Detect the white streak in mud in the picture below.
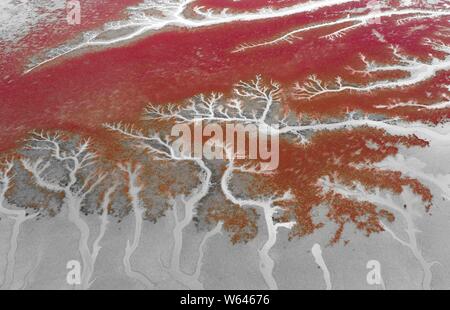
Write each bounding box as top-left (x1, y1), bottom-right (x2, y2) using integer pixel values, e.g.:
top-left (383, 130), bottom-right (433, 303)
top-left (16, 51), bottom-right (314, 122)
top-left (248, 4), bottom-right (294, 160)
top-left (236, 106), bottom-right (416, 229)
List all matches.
top-left (90, 183), bottom-right (117, 284)
top-left (120, 163), bottom-right (155, 289)
top-left (258, 199), bottom-right (295, 291)
top-left (234, 9), bottom-right (450, 52)
top-left (375, 96), bottom-right (450, 111)
top-left (166, 159), bottom-right (213, 290)
top-left (25, 0), bottom-right (357, 73)
top-left (192, 222), bottom-right (223, 282)
top-left (295, 43), bottom-right (450, 100)
top-left (0, 161), bottom-right (38, 289)
top-left (258, 204), bottom-right (279, 290)
top-left (66, 195), bottom-right (97, 290)
top-left (278, 116), bottom-right (450, 144)
top-left (311, 243), bottom-right (332, 290)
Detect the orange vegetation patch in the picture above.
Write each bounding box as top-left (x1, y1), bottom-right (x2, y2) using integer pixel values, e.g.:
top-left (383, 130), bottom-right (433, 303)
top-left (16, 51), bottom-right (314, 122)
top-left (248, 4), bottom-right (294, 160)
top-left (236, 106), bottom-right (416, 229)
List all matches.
top-left (206, 197), bottom-right (259, 244)
top-left (193, 0), bottom-right (307, 11)
top-left (249, 127), bottom-right (433, 244)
